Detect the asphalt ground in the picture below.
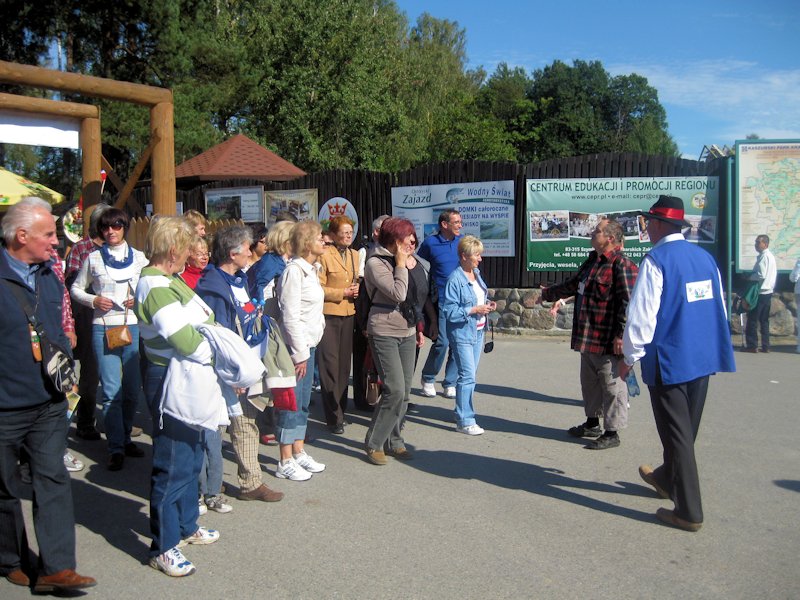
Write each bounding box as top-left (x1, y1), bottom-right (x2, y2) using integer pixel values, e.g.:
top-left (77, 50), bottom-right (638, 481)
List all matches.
top-left (5, 336), bottom-right (799, 599)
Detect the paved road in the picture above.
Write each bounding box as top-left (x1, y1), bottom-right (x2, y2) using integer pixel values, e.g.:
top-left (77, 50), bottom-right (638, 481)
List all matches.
top-left (6, 336), bottom-right (800, 599)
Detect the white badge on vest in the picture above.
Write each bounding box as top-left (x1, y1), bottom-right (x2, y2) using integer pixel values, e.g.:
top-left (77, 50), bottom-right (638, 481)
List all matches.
top-left (685, 279), bottom-right (713, 302)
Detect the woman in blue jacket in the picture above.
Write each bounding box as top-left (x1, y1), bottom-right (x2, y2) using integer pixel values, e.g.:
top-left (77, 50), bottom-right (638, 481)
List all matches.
top-left (441, 236), bottom-right (495, 435)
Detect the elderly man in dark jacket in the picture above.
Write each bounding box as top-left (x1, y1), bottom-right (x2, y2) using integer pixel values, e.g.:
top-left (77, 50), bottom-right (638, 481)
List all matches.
top-left (0, 197), bottom-right (96, 592)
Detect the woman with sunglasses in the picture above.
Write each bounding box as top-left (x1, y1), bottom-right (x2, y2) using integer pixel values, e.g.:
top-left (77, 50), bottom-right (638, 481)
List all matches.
top-left (317, 216), bottom-right (360, 433)
top-left (71, 208), bottom-right (148, 470)
top-left (245, 224), bottom-right (268, 272)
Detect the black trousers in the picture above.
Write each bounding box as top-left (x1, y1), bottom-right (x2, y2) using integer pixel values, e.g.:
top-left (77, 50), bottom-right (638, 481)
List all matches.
top-left (318, 315), bottom-right (354, 427)
top-left (73, 302), bottom-right (99, 431)
top-left (351, 325), bottom-right (370, 409)
top-left (648, 370), bottom-right (709, 524)
top-left (745, 293), bottom-right (771, 350)
top-left (0, 399), bottom-right (76, 575)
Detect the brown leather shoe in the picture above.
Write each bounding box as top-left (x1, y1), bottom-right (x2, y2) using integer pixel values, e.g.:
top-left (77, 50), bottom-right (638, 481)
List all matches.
top-left (656, 507), bottom-right (702, 532)
top-left (5, 569), bottom-right (29, 586)
top-left (33, 569), bottom-right (97, 593)
top-left (366, 448), bottom-right (387, 465)
top-left (386, 447), bottom-right (413, 461)
top-left (639, 464), bottom-right (669, 499)
top-left (130, 426), bottom-right (143, 437)
top-left (239, 483), bottom-right (284, 502)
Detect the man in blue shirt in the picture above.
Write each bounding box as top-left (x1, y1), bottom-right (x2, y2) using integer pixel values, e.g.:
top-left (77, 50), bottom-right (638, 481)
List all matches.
top-left (418, 209), bottom-right (463, 397)
top-left (0, 198), bottom-right (96, 591)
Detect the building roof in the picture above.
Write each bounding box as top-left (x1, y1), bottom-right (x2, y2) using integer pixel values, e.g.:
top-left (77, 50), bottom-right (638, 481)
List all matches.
top-left (175, 134), bottom-right (306, 183)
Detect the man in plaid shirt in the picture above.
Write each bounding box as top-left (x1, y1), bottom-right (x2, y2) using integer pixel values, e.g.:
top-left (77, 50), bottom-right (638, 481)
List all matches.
top-left (64, 203), bottom-right (109, 441)
top-left (539, 218), bottom-right (638, 449)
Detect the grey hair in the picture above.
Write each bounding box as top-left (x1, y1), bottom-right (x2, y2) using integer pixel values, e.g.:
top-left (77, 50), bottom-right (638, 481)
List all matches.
top-left (372, 215), bottom-right (389, 232)
top-left (210, 225), bottom-right (253, 266)
top-left (87, 203), bottom-right (111, 238)
top-left (2, 197), bottom-right (52, 244)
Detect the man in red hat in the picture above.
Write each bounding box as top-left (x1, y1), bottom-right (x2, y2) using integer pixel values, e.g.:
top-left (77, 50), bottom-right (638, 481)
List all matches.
top-left (620, 195), bottom-right (735, 532)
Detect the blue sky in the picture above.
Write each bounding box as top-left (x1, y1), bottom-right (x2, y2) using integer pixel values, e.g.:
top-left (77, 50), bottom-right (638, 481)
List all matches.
top-left (396, 0), bottom-right (800, 159)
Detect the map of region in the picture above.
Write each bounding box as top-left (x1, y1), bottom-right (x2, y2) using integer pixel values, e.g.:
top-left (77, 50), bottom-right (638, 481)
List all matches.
top-left (737, 141), bottom-right (800, 271)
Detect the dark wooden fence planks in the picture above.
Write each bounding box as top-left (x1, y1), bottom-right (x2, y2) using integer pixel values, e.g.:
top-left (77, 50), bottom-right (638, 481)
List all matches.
top-left (130, 153), bottom-right (724, 289)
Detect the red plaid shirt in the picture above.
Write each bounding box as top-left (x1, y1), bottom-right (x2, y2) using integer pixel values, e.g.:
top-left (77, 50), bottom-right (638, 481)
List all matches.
top-left (543, 249), bottom-right (638, 355)
top-left (49, 247), bottom-right (75, 334)
top-left (65, 237), bottom-right (100, 283)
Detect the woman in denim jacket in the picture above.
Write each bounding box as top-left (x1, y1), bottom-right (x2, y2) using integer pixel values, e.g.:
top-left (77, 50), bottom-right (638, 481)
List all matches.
top-left (441, 236), bottom-right (495, 435)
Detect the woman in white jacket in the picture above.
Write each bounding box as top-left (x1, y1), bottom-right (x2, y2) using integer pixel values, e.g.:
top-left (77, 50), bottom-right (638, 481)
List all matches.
top-left (71, 208), bottom-right (148, 471)
top-left (275, 221), bottom-right (327, 481)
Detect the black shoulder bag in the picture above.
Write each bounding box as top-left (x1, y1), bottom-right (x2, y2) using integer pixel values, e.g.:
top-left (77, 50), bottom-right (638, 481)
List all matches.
top-left (2, 279), bottom-right (78, 393)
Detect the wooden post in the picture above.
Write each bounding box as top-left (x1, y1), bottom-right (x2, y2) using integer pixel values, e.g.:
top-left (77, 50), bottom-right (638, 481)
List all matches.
top-left (150, 101), bottom-right (175, 215)
top-left (80, 117), bottom-right (102, 217)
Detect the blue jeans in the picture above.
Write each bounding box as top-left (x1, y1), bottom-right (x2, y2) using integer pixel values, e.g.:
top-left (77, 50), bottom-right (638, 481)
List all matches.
top-left (144, 362), bottom-right (204, 556)
top-left (199, 427), bottom-right (223, 498)
top-left (276, 347), bottom-right (315, 445)
top-left (92, 324), bottom-right (144, 454)
top-left (451, 331), bottom-right (484, 427)
top-left (421, 312), bottom-right (458, 386)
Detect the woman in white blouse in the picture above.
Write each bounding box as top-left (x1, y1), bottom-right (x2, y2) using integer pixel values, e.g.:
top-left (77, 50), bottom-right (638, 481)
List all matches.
top-left (71, 208), bottom-right (148, 471)
top-left (275, 221), bottom-right (327, 481)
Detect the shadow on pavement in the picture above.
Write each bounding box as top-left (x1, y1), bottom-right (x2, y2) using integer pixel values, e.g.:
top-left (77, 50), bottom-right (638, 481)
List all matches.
top-left (406, 449), bottom-right (656, 524)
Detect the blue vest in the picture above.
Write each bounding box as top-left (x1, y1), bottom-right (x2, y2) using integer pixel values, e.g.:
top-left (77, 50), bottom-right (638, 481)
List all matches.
top-left (641, 240), bottom-right (735, 386)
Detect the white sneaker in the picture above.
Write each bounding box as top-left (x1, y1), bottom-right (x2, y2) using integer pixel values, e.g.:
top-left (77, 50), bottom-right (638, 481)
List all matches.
top-left (198, 497), bottom-right (207, 516)
top-left (150, 547), bottom-right (195, 577)
top-left (456, 424), bottom-right (485, 436)
top-left (444, 386), bottom-right (456, 399)
top-left (293, 451), bottom-right (325, 473)
top-left (178, 526), bottom-right (219, 548)
top-left (421, 381), bottom-right (437, 397)
top-left (276, 458), bottom-right (312, 481)
top-left (204, 495), bottom-right (233, 514)
top-left (64, 452), bottom-right (84, 472)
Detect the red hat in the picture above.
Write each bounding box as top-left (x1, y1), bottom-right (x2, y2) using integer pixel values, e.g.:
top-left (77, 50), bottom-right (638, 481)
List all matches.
top-left (640, 195), bottom-right (691, 227)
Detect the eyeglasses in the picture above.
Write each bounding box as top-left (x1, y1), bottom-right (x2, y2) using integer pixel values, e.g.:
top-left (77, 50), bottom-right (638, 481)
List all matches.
top-left (257, 239), bottom-right (267, 245)
top-left (101, 220), bottom-right (126, 231)
top-left (193, 252), bottom-right (210, 258)
top-left (323, 241), bottom-right (335, 246)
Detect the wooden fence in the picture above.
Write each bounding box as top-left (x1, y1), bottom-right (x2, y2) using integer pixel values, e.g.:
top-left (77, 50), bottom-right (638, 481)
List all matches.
top-left (130, 153), bottom-right (725, 289)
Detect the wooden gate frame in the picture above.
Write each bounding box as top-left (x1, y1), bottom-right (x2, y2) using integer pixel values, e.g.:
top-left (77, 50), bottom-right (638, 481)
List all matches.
top-left (0, 60), bottom-right (176, 216)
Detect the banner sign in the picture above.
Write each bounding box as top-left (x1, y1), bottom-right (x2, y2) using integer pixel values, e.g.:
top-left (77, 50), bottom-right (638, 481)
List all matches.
top-left (205, 186), bottom-right (264, 222)
top-left (390, 180), bottom-right (515, 257)
top-left (525, 176), bottom-right (720, 271)
top-left (735, 140), bottom-right (800, 272)
top-left (265, 188), bottom-right (317, 225)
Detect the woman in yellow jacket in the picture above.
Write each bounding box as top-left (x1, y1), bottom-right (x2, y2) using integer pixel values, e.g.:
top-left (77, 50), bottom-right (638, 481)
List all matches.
top-left (318, 216), bottom-right (360, 433)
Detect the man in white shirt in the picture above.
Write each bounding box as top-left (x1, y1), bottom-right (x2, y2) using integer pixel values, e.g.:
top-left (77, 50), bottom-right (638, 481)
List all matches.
top-left (744, 234), bottom-right (777, 353)
top-left (620, 195), bottom-right (735, 532)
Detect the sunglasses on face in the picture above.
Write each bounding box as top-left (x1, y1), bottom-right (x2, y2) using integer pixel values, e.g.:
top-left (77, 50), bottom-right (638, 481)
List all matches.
top-left (101, 220), bottom-right (126, 231)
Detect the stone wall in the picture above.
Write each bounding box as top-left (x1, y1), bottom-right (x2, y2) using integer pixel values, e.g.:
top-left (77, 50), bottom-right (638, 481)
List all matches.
top-left (487, 288), bottom-right (799, 338)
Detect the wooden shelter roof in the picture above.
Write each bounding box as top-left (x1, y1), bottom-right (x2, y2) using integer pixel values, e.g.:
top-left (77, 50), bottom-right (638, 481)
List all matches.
top-left (175, 134), bottom-right (305, 183)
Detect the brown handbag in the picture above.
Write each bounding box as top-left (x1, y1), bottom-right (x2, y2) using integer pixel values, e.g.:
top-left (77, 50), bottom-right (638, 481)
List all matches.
top-left (104, 302), bottom-right (132, 349)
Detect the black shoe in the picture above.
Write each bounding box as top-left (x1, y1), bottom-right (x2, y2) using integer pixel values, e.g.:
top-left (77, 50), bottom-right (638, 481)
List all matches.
top-left (76, 427), bottom-right (102, 441)
top-left (330, 424), bottom-right (345, 434)
top-left (108, 453), bottom-right (124, 471)
top-left (124, 442), bottom-right (145, 457)
top-left (586, 433), bottom-right (620, 449)
top-left (568, 423), bottom-right (602, 438)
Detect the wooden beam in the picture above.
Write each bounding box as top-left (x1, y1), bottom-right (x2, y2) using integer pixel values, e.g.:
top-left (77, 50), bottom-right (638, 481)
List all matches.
top-left (150, 101), bottom-right (176, 215)
top-left (100, 155), bottom-right (126, 193)
top-left (114, 133), bottom-right (159, 211)
top-left (0, 92), bottom-right (99, 119)
top-left (80, 117), bottom-right (102, 216)
top-left (0, 60), bottom-right (171, 107)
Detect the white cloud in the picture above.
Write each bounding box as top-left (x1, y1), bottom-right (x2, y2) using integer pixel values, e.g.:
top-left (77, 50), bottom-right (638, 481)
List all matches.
top-left (608, 59), bottom-right (800, 138)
